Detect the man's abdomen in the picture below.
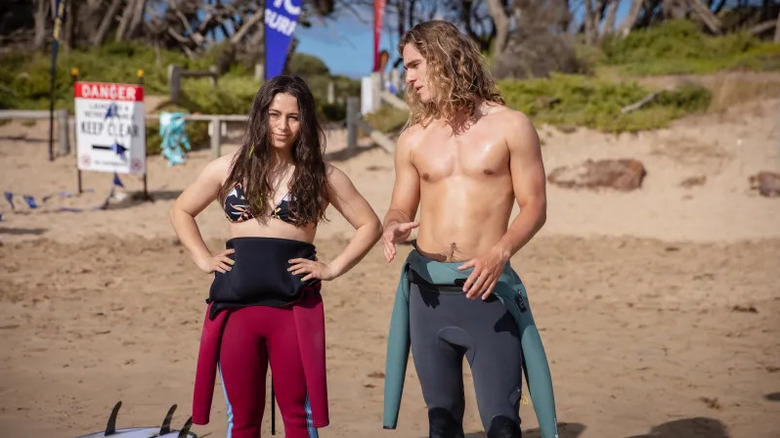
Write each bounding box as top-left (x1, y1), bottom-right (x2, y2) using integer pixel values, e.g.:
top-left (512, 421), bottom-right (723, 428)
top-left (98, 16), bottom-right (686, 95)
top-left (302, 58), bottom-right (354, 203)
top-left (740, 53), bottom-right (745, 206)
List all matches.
top-left (416, 183), bottom-right (513, 262)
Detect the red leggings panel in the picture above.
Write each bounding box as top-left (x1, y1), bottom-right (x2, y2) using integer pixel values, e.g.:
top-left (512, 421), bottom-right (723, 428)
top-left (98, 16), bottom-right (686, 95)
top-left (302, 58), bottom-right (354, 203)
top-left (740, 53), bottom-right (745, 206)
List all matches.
top-left (219, 298), bottom-right (320, 438)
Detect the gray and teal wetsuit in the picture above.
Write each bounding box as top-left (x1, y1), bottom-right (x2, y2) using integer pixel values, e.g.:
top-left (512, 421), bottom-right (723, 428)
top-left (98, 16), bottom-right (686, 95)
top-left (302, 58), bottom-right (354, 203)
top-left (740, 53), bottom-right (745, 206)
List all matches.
top-left (383, 248), bottom-right (558, 438)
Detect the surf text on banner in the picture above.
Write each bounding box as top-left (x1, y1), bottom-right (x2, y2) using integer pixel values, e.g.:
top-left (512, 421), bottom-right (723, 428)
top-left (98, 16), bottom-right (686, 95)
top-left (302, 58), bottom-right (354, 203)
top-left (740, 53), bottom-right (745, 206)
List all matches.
top-left (265, 0), bottom-right (303, 80)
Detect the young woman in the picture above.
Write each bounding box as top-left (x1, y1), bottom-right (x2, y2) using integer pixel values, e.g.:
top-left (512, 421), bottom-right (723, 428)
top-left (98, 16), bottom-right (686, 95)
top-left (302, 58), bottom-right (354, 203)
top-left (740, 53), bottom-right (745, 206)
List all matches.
top-left (170, 75), bottom-right (382, 438)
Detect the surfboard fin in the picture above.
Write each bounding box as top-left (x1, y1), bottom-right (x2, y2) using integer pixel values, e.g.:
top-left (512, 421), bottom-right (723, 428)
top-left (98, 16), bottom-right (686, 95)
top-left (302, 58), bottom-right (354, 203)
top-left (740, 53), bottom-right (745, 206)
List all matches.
top-left (105, 401), bottom-right (122, 436)
top-left (177, 416), bottom-right (194, 438)
top-left (159, 404), bottom-right (178, 435)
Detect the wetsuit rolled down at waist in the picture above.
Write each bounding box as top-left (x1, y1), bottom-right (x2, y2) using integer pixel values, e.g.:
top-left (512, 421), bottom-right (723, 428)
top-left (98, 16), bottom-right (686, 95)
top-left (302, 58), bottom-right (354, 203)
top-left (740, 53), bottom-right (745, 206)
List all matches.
top-left (192, 237), bottom-right (329, 430)
top-left (383, 249), bottom-right (558, 438)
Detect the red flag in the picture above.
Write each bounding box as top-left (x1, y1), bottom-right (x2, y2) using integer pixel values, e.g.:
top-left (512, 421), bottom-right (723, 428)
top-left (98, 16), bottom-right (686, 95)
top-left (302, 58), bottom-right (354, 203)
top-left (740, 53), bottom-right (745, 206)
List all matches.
top-left (373, 0), bottom-right (387, 72)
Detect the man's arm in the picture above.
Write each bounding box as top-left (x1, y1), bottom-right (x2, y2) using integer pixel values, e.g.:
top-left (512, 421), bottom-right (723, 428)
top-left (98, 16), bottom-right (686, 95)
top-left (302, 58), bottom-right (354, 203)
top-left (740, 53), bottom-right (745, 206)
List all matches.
top-left (381, 126), bottom-right (422, 262)
top-left (460, 111), bottom-right (547, 299)
top-left (495, 111), bottom-right (547, 257)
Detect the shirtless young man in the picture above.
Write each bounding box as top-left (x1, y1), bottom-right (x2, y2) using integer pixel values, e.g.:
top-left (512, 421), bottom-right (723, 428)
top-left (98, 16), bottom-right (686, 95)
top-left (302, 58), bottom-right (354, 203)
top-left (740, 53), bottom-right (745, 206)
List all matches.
top-left (381, 21), bottom-right (558, 438)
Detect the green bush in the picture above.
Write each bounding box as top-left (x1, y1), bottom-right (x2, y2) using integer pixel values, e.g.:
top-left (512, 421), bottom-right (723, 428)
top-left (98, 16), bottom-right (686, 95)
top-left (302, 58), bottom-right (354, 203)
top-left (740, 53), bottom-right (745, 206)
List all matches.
top-left (498, 74), bottom-right (711, 132)
top-left (179, 75), bottom-right (259, 114)
top-left (356, 74), bottom-right (712, 134)
top-left (146, 118), bottom-right (210, 156)
top-left (0, 41), bottom-right (201, 111)
top-left (0, 42), bottom-right (362, 126)
top-left (319, 102), bottom-right (345, 121)
top-left (291, 74), bottom-right (361, 122)
top-left (287, 53), bottom-right (330, 76)
top-left (364, 105), bottom-right (409, 134)
top-left (602, 19), bottom-right (780, 75)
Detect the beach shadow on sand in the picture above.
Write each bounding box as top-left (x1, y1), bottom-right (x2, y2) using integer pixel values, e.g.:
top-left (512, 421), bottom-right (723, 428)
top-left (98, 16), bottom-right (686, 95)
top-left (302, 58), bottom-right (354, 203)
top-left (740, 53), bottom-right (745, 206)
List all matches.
top-left (625, 417), bottom-right (730, 438)
top-left (0, 134), bottom-right (47, 143)
top-left (0, 226), bottom-right (47, 236)
top-left (414, 418), bottom-right (730, 438)
top-left (416, 422), bottom-right (586, 438)
top-left (105, 190), bottom-right (182, 210)
top-left (764, 391), bottom-right (780, 402)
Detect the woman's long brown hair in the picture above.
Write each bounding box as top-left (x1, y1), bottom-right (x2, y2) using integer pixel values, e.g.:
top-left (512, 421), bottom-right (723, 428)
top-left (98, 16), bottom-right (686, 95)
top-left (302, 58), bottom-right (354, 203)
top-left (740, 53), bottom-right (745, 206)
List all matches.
top-left (218, 75), bottom-right (327, 226)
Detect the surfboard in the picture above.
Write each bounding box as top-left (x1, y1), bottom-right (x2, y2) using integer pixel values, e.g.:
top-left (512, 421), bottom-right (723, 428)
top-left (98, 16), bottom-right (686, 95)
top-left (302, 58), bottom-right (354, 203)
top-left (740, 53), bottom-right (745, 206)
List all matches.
top-left (73, 401), bottom-right (196, 438)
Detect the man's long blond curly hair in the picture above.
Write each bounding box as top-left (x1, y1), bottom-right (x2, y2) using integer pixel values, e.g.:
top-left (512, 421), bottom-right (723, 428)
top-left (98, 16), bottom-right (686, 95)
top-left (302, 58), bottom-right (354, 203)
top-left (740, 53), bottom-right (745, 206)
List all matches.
top-left (399, 20), bottom-right (504, 130)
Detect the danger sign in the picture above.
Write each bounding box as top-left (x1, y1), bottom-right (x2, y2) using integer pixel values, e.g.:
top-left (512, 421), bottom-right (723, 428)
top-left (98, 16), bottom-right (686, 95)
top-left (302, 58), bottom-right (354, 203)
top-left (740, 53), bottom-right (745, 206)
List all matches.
top-left (74, 81), bottom-right (146, 174)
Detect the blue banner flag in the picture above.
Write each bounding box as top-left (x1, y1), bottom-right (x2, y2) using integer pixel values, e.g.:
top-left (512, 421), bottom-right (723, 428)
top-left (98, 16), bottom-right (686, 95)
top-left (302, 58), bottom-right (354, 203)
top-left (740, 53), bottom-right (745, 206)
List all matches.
top-left (265, 0), bottom-right (303, 80)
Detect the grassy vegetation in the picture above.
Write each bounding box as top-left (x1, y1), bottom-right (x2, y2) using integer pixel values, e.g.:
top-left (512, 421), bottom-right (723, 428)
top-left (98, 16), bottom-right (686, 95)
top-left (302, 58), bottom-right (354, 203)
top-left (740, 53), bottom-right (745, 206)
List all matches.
top-left (363, 104), bottom-right (409, 135)
top-left (499, 74), bottom-right (711, 132)
top-left (600, 19), bottom-right (780, 76)
top-left (365, 75), bottom-right (711, 134)
top-left (2, 20), bottom-right (777, 142)
top-left (0, 41), bottom-right (202, 112)
top-left (0, 43), bottom-right (360, 153)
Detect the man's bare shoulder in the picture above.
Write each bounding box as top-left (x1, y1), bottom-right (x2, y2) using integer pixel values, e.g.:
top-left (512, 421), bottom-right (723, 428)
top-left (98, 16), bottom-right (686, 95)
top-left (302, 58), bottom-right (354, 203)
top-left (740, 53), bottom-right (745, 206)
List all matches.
top-left (396, 123), bottom-right (426, 152)
top-left (483, 104), bottom-right (533, 129)
top-left (482, 105), bottom-right (538, 149)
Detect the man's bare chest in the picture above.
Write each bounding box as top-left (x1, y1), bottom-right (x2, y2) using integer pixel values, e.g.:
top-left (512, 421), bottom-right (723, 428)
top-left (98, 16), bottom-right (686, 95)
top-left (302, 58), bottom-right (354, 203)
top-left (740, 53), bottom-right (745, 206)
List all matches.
top-left (412, 127), bottom-right (508, 182)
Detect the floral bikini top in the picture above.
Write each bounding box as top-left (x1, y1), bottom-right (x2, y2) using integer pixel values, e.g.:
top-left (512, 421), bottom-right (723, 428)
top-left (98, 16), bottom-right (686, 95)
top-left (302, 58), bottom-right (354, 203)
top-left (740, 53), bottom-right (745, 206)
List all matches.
top-left (223, 183), bottom-right (295, 224)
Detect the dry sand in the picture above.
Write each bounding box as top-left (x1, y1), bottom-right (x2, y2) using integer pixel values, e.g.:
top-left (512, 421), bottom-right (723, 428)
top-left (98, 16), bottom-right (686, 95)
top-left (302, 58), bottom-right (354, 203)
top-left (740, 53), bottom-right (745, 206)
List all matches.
top-left (0, 94), bottom-right (778, 438)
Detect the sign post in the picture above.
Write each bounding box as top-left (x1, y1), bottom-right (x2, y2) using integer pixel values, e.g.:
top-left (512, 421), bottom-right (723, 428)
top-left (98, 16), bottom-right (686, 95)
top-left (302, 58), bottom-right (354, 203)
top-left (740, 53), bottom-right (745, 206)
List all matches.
top-left (137, 69), bottom-right (148, 200)
top-left (73, 78), bottom-right (147, 198)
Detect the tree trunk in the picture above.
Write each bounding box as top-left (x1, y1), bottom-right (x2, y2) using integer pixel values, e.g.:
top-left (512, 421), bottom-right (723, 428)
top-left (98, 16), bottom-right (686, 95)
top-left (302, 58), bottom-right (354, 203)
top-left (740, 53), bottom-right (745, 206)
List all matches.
top-left (600, 0), bottom-right (619, 39)
top-left (762, 0), bottom-right (771, 21)
top-left (115, 0), bottom-right (137, 42)
top-left (661, 0), bottom-right (675, 19)
top-left (686, 0), bottom-right (722, 34)
top-left (637, 0), bottom-right (660, 29)
top-left (115, 0), bottom-right (148, 42)
top-left (247, 1), bottom-right (266, 68)
top-left (617, 0), bottom-right (644, 37)
top-left (485, 0), bottom-right (509, 56)
top-left (126, 0), bottom-right (147, 39)
top-left (584, 0), bottom-right (596, 45)
top-left (91, 0), bottom-right (122, 46)
top-left (749, 20), bottom-right (776, 35)
top-left (462, 1), bottom-right (477, 41)
top-left (33, 0), bottom-right (50, 50)
top-left (775, 8), bottom-right (780, 42)
top-left (64, 0), bottom-right (75, 51)
top-left (407, 0), bottom-right (417, 32)
top-left (229, 8), bottom-right (263, 45)
top-left (396, 0), bottom-right (406, 40)
top-left (711, 0), bottom-right (727, 14)
top-left (282, 36), bottom-right (298, 74)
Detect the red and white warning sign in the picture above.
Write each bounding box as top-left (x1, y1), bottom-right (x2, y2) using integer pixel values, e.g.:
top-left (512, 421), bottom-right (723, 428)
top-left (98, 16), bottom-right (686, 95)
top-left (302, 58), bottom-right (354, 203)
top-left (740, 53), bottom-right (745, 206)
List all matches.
top-left (74, 81), bottom-right (146, 174)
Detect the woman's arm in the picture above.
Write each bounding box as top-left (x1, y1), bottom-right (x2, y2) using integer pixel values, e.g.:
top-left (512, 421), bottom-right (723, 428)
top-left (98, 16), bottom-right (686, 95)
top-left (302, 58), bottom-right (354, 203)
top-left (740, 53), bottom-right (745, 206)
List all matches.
top-left (289, 164), bottom-right (382, 281)
top-left (169, 156), bottom-right (234, 274)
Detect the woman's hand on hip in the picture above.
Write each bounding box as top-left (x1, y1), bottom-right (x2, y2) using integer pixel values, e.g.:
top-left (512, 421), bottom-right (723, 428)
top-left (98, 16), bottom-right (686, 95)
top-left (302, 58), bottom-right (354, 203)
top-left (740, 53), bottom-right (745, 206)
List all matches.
top-left (196, 249), bottom-right (235, 274)
top-left (288, 258), bottom-right (336, 281)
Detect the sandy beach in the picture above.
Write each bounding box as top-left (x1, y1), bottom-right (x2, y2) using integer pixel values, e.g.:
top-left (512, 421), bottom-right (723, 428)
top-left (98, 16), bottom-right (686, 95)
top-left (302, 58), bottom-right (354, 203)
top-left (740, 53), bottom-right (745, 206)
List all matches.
top-left (1, 88), bottom-right (778, 437)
